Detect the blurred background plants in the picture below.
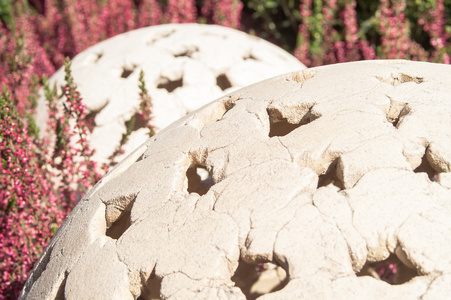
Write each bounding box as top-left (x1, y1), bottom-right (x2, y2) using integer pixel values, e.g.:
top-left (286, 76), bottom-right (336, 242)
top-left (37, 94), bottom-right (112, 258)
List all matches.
top-left (1, 0), bottom-right (450, 298)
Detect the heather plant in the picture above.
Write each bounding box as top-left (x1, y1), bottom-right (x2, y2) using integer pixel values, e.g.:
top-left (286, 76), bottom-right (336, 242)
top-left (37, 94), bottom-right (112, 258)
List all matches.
top-left (43, 58), bottom-right (103, 205)
top-left (293, 0), bottom-right (451, 65)
top-left (244, 0), bottom-right (450, 65)
top-left (108, 69), bottom-right (155, 167)
top-left (0, 0), bottom-right (13, 26)
top-left (0, 58), bottom-right (155, 298)
top-left (202, 0), bottom-right (243, 28)
top-left (0, 88), bottom-right (65, 299)
top-left (0, 14), bottom-right (54, 116)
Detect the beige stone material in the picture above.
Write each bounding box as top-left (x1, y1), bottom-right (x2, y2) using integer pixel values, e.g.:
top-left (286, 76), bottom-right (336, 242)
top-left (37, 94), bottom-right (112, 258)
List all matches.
top-left (22, 60), bottom-right (451, 299)
top-left (35, 23), bottom-right (305, 165)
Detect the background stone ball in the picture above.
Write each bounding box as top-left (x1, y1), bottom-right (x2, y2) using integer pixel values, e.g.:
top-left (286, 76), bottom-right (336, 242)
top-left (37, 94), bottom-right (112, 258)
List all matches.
top-left (35, 23), bottom-right (305, 165)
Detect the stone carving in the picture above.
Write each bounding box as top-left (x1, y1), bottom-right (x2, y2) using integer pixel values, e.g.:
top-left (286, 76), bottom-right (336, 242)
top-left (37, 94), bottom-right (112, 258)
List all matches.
top-left (22, 60), bottom-right (451, 299)
top-left (35, 23), bottom-right (305, 164)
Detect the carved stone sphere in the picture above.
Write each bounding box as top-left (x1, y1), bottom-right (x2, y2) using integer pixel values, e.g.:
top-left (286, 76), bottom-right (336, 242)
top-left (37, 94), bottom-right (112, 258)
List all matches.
top-left (35, 23), bottom-right (305, 165)
top-left (22, 60), bottom-right (451, 299)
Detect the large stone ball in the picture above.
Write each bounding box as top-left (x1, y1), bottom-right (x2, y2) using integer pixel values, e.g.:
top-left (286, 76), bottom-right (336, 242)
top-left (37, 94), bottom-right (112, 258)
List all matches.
top-left (23, 60), bottom-right (451, 299)
top-left (35, 23), bottom-right (305, 164)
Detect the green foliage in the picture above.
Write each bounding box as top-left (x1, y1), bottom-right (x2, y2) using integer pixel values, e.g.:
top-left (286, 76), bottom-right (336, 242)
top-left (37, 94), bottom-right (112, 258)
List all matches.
top-left (244, 0), bottom-right (451, 61)
top-left (308, 0), bottom-right (325, 55)
top-left (0, 0), bottom-right (13, 26)
top-left (43, 75), bottom-right (68, 157)
top-left (50, 223), bottom-right (59, 234)
top-left (107, 69), bottom-right (154, 165)
top-left (25, 112), bottom-right (40, 139)
top-left (1, 87), bottom-right (20, 214)
top-left (244, 0), bottom-right (300, 50)
top-left (0, 86), bottom-right (11, 118)
top-left (138, 69), bottom-right (155, 137)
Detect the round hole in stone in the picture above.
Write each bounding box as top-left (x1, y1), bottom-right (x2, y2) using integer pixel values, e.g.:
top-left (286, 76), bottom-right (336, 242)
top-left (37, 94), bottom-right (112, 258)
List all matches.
top-left (186, 165), bottom-right (214, 196)
top-left (157, 77), bottom-right (183, 92)
top-left (121, 66), bottom-right (135, 79)
top-left (414, 153), bottom-right (439, 181)
top-left (268, 118), bottom-right (302, 137)
top-left (137, 273), bottom-right (162, 300)
top-left (106, 208), bottom-right (132, 240)
top-left (266, 106), bottom-right (318, 137)
top-left (94, 52), bottom-right (103, 63)
top-left (356, 253), bottom-right (419, 285)
top-left (216, 74), bottom-right (232, 91)
top-left (317, 160), bottom-right (344, 190)
top-left (231, 259), bottom-right (288, 299)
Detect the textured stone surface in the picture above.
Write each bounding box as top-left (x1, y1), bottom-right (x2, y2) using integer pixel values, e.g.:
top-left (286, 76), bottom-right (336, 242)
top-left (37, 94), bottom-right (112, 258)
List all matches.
top-left (22, 60), bottom-right (451, 299)
top-left (35, 23), bottom-right (305, 164)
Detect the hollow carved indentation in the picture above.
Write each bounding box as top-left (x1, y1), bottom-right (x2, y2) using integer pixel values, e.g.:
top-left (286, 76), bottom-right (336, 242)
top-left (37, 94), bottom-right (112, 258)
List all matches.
top-left (268, 119), bottom-right (301, 137)
top-left (55, 274), bottom-right (67, 300)
top-left (137, 272), bottom-right (162, 300)
top-left (216, 74), bottom-right (232, 91)
top-left (125, 111), bottom-right (150, 132)
top-left (186, 165), bottom-right (214, 196)
top-left (173, 46), bottom-right (198, 58)
top-left (94, 52), bottom-right (103, 63)
top-left (386, 99), bottom-right (410, 128)
top-left (376, 73), bottom-right (424, 87)
top-left (135, 153), bottom-right (146, 163)
top-left (105, 194), bottom-right (137, 239)
top-left (121, 65), bottom-right (137, 79)
top-left (212, 96), bottom-right (237, 122)
top-left (146, 29), bottom-right (175, 45)
top-left (414, 152), bottom-right (439, 181)
top-left (223, 97), bottom-right (236, 112)
top-left (157, 77), bottom-right (183, 93)
top-left (244, 53), bottom-right (258, 61)
top-left (356, 253), bottom-right (419, 285)
top-left (106, 209), bottom-right (131, 239)
top-left (317, 160), bottom-right (344, 190)
top-left (85, 100), bottom-right (109, 132)
top-left (287, 69), bottom-right (317, 85)
top-left (232, 259), bottom-right (288, 300)
top-left (267, 106), bottom-right (318, 137)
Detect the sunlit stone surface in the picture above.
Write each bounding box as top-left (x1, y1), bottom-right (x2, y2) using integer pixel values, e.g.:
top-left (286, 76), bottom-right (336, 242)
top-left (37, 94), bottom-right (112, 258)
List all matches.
top-left (24, 60), bottom-right (451, 299)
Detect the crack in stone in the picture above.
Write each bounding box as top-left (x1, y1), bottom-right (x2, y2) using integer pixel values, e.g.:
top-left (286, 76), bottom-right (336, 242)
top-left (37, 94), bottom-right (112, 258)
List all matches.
top-left (245, 108), bottom-right (268, 130)
top-left (277, 138), bottom-right (295, 162)
top-left (343, 194), bottom-right (368, 253)
top-left (418, 274), bottom-right (442, 300)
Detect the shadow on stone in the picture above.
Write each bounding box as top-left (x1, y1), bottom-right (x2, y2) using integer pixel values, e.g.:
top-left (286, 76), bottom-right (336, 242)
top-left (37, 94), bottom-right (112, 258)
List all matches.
top-left (186, 165), bottom-right (214, 196)
top-left (356, 253), bottom-right (419, 285)
top-left (106, 207), bottom-right (132, 239)
top-left (137, 273), bottom-right (162, 300)
top-left (267, 106), bottom-right (318, 137)
top-left (414, 153), bottom-right (438, 181)
top-left (121, 66), bottom-right (136, 79)
top-left (216, 74), bottom-right (232, 91)
top-left (317, 160), bottom-right (344, 190)
top-left (231, 259), bottom-right (288, 299)
top-left (157, 77), bottom-right (183, 92)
